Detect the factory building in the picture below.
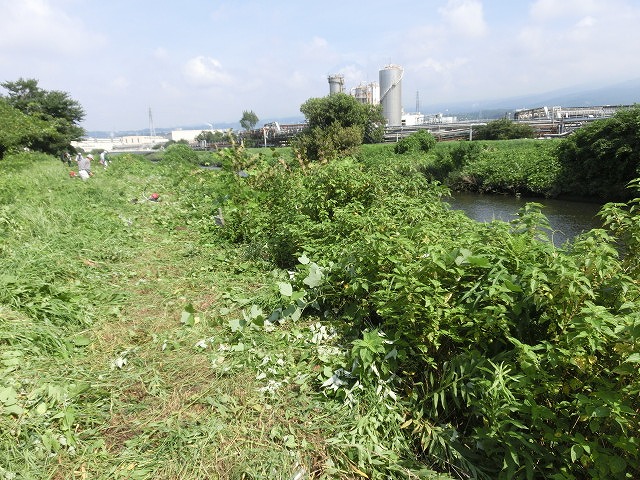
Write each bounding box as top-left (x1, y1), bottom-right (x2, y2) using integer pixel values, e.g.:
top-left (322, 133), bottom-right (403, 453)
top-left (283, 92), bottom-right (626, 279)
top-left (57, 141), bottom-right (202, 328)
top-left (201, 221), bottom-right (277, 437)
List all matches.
top-left (328, 64), bottom-right (405, 126)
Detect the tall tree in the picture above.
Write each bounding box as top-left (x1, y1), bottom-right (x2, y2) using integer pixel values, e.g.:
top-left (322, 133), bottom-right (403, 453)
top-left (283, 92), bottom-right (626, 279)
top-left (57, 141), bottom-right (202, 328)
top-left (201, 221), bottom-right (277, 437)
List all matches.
top-left (293, 93), bottom-right (385, 162)
top-left (0, 98), bottom-right (52, 159)
top-left (240, 110), bottom-right (259, 130)
top-left (1, 78), bottom-right (85, 155)
top-left (300, 93), bottom-right (385, 144)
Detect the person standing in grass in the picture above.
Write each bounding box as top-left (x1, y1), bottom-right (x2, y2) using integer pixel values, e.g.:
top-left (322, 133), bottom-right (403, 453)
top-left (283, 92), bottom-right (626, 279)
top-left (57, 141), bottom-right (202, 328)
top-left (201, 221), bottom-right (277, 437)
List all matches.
top-left (99, 150), bottom-right (109, 168)
top-left (77, 153), bottom-right (92, 180)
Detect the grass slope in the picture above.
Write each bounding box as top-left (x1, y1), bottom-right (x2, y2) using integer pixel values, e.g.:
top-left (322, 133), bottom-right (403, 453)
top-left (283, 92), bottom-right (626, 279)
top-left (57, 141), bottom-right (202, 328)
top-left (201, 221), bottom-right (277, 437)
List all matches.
top-left (0, 153), bottom-right (361, 479)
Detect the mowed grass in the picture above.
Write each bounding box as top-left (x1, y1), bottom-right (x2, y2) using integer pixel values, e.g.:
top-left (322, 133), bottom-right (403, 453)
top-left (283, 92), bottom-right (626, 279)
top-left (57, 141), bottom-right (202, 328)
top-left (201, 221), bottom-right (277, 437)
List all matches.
top-left (0, 153), bottom-right (351, 479)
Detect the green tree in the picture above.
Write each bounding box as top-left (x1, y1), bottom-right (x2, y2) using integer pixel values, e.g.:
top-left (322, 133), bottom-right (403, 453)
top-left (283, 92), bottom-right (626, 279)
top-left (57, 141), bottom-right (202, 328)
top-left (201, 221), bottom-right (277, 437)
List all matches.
top-left (293, 93), bottom-right (385, 162)
top-left (556, 105), bottom-right (640, 199)
top-left (195, 130), bottom-right (228, 144)
top-left (473, 118), bottom-right (535, 140)
top-left (1, 77), bottom-right (85, 155)
top-left (300, 93), bottom-right (384, 144)
top-left (0, 97), bottom-right (53, 159)
top-left (240, 110), bottom-right (259, 130)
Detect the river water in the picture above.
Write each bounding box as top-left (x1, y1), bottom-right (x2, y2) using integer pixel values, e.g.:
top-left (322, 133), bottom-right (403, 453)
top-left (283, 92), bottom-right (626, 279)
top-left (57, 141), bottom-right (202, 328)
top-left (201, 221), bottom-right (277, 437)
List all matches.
top-left (445, 192), bottom-right (605, 246)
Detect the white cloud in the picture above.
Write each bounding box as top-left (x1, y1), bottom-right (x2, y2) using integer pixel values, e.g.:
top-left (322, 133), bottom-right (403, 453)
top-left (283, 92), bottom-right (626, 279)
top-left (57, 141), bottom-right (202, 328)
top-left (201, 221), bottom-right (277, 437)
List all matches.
top-left (576, 16), bottom-right (596, 28)
top-left (301, 36), bottom-right (339, 64)
top-left (416, 57), bottom-right (469, 75)
top-left (439, 0), bottom-right (487, 37)
top-left (337, 64), bottom-right (367, 87)
top-left (153, 47), bottom-right (169, 60)
top-left (529, 0), bottom-right (600, 21)
top-left (0, 0), bottom-right (105, 54)
top-left (183, 56), bottom-right (232, 88)
top-left (110, 76), bottom-right (129, 90)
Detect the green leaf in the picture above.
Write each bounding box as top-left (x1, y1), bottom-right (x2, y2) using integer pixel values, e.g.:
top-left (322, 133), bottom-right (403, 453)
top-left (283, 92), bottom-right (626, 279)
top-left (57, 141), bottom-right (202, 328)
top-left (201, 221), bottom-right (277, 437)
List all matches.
top-left (591, 406), bottom-right (610, 417)
top-left (73, 336), bottom-right (92, 347)
top-left (228, 318), bottom-right (245, 332)
top-left (570, 444), bottom-right (583, 462)
top-left (467, 255), bottom-right (490, 267)
top-left (3, 404), bottom-right (24, 416)
top-left (278, 282), bottom-right (293, 297)
top-left (625, 353), bottom-right (640, 363)
top-left (181, 303), bottom-right (196, 326)
top-left (298, 254), bottom-right (310, 265)
top-left (303, 263), bottom-right (323, 288)
top-left (609, 456), bottom-right (627, 474)
top-left (0, 386), bottom-right (18, 405)
top-left (283, 434), bottom-right (297, 449)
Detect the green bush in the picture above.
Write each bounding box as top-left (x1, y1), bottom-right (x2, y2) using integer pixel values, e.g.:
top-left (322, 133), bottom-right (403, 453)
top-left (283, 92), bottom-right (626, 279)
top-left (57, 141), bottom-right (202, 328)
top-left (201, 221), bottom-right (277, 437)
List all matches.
top-left (291, 122), bottom-right (363, 163)
top-left (162, 142), bottom-right (199, 165)
top-left (394, 130), bottom-right (437, 154)
top-left (473, 118), bottom-right (536, 140)
top-left (557, 105), bottom-right (640, 199)
top-left (424, 139), bottom-right (563, 196)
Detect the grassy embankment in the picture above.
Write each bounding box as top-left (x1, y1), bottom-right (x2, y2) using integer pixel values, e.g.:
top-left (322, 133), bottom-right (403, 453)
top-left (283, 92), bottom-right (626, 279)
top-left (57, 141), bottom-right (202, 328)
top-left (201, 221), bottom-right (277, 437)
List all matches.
top-left (0, 152), bottom-right (354, 478)
top-left (1, 143), bottom-right (639, 479)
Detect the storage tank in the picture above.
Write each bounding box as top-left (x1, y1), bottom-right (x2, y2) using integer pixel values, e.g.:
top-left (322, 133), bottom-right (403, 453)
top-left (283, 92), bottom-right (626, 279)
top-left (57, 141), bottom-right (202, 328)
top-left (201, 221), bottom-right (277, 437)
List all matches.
top-left (328, 74), bottom-right (344, 95)
top-left (379, 65), bottom-right (403, 126)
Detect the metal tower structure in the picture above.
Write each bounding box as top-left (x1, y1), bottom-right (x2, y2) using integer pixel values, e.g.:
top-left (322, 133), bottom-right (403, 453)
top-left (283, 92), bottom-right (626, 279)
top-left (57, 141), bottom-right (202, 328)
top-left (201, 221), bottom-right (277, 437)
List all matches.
top-left (416, 91), bottom-right (420, 113)
top-left (148, 107), bottom-right (156, 137)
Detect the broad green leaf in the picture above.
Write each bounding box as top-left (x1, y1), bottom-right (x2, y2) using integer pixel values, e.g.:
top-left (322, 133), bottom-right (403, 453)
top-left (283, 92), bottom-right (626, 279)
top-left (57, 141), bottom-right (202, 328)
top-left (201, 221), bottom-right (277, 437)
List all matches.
top-left (73, 336), bottom-right (92, 347)
top-left (3, 404), bottom-right (24, 416)
top-left (181, 303), bottom-right (196, 326)
top-left (228, 318), bottom-right (245, 332)
top-left (570, 444), bottom-right (583, 462)
top-left (278, 282), bottom-right (293, 297)
top-left (303, 263), bottom-right (323, 288)
top-left (625, 353), bottom-right (640, 363)
top-left (298, 254), bottom-right (310, 265)
top-left (467, 255), bottom-right (490, 267)
top-left (0, 386), bottom-right (18, 405)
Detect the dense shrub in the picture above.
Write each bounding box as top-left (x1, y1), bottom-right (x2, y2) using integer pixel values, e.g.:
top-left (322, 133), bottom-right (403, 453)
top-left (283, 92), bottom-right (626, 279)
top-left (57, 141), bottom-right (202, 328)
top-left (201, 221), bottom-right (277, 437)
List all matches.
top-left (161, 142), bottom-right (199, 165)
top-left (291, 122), bottom-right (363, 163)
top-left (473, 118), bottom-right (536, 140)
top-left (556, 105), bottom-right (640, 199)
top-left (424, 139), bottom-right (562, 197)
top-left (182, 142), bottom-right (640, 478)
top-left (394, 130), bottom-right (437, 154)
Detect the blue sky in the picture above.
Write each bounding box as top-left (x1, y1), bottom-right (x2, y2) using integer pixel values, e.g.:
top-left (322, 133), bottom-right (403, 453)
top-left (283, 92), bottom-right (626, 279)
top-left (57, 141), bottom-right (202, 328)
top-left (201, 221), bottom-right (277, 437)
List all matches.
top-left (1, 0), bottom-right (640, 132)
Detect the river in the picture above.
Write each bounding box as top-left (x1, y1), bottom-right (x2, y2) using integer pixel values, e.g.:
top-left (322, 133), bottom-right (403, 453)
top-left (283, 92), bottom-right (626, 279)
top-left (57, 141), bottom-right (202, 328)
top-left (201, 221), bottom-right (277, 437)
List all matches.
top-left (445, 192), bottom-right (605, 246)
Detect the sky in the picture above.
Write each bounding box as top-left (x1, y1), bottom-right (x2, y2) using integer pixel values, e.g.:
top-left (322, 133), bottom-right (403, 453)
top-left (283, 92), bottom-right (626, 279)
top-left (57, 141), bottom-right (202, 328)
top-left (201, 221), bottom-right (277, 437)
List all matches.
top-left (2, 0), bottom-right (640, 132)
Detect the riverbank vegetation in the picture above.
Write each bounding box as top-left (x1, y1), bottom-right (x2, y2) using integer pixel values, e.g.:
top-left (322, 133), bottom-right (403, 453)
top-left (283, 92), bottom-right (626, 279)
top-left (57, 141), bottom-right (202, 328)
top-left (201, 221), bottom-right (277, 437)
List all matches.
top-left (419, 106), bottom-right (640, 200)
top-left (2, 81), bottom-right (640, 478)
top-left (1, 141), bottom-right (639, 478)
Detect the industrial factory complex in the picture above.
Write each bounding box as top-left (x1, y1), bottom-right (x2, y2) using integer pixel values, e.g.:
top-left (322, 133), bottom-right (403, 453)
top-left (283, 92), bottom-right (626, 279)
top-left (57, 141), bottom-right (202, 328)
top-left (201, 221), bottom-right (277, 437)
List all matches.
top-left (73, 64), bottom-right (634, 153)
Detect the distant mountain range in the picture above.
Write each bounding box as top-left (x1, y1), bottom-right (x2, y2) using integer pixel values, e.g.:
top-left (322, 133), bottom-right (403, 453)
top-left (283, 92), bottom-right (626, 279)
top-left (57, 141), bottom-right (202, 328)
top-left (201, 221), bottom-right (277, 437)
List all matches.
top-left (427, 77), bottom-right (640, 119)
top-left (86, 78), bottom-right (640, 137)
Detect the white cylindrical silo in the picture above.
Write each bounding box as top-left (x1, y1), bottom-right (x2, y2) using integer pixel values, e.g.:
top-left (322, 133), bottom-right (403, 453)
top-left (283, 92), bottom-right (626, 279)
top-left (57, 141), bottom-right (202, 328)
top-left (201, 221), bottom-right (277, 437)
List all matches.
top-left (379, 65), bottom-right (403, 126)
top-left (328, 74), bottom-right (344, 95)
